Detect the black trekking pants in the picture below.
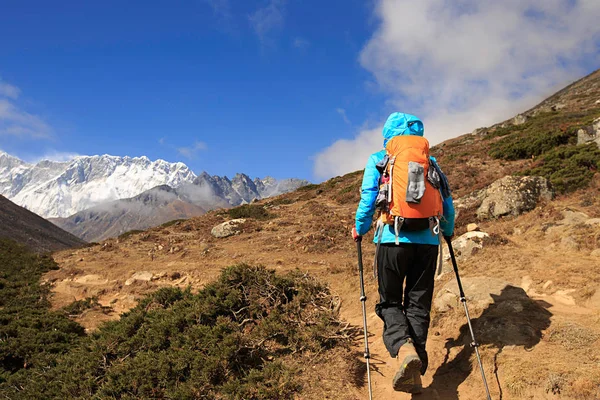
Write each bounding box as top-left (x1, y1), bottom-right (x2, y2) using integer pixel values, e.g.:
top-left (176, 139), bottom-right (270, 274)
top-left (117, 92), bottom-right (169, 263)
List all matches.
top-left (375, 243), bottom-right (438, 375)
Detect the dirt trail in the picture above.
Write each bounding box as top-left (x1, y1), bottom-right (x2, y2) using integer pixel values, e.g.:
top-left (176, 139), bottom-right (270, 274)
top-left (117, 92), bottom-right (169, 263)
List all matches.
top-left (47, 193), bottom-right (600, 399)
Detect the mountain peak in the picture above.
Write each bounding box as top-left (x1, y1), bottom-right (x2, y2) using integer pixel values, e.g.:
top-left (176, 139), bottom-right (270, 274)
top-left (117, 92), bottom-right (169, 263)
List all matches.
top-left (0, 151), bottom-right (310, 219)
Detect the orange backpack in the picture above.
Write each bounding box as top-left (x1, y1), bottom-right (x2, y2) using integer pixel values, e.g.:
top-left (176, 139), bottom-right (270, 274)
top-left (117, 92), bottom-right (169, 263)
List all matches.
top-left (376, 135), bottom-right (443, 238)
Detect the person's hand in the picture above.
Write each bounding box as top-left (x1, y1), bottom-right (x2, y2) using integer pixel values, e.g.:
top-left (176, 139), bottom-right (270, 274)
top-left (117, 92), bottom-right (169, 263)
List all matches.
top-left (352, 227), bottom-right (362, 242)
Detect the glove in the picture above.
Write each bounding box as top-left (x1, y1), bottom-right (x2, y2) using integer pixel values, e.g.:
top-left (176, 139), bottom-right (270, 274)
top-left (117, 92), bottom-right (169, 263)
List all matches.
top-left (352, 227), bottom-right (362, 242)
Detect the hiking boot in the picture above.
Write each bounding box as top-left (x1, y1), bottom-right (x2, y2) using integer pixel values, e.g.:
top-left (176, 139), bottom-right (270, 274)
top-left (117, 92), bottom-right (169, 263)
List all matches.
top-left (392, 341), bottom-right (423, 393)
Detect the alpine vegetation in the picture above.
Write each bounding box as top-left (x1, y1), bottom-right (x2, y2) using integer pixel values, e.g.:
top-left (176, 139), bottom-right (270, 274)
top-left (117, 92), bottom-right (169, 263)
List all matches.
top-left (0, 262), bottom-right (352, 399)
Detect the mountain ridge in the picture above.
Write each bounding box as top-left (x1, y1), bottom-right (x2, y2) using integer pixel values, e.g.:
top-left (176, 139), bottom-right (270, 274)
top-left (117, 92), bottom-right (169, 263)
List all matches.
top-left (0, 152), bottom-right (309, 219)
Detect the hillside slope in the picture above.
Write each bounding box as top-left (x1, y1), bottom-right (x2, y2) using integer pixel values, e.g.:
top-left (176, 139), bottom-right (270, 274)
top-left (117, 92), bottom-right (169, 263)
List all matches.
top-left (0, 195), bottom-right (85, 253)
top-left (50, 185), bottom-right (208, 242)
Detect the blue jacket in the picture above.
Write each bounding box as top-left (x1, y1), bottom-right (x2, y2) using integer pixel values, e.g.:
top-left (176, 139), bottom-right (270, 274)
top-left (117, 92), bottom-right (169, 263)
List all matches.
top-left (355, 113), bottom-right (455, 245)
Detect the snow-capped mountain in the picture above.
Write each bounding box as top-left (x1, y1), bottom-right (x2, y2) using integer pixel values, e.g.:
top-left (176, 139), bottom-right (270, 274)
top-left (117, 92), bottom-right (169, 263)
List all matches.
top-left (0, 152), bottom-right (196, 218)
top-left (0, 151), bottom-right (309, 219)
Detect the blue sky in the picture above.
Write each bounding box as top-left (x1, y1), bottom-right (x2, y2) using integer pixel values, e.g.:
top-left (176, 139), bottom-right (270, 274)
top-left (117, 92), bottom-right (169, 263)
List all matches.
top-left (1, 0), bottom-right (600, 182)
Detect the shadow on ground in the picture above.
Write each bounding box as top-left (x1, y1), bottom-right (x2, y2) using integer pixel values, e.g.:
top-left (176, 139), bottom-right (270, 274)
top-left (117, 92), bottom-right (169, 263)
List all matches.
top-left (423, 285), bottom-right (552, 400)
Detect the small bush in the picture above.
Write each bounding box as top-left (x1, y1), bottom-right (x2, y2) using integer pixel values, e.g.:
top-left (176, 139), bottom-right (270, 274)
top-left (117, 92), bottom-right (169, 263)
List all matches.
top-left (490, 128), bottom-right (576, 160)
top-left (62, 297), bottom-right (100, 317)
top-left (160, 219), bottom-right (186, 228)
top-left (518, 144), bottom-right (600, 193)
top-left (1, 265), bottom-right (350, 399)
top-left (227, 204), bottom-right (273, 220)
top-left (296, 183), bottom-right (320, 192)
top-left (117, 229), bottom-right (144, 240)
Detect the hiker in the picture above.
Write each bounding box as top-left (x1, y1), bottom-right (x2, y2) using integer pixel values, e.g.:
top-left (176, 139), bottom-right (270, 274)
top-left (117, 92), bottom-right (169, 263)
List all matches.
top-left (352, 112), bottom-right (455, 393)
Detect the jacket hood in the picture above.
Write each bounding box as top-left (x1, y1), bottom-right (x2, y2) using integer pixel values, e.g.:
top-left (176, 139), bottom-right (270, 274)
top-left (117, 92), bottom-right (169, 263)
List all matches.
top-left (382, 112), bottom-right (424, 147)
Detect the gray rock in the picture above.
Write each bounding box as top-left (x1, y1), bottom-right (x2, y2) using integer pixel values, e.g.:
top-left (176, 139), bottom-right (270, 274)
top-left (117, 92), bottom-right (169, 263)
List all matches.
top-left (512, 114), bottom-right (528, 126)
top-left (576, 117), bottom-right (600, 147)
top-left (125, 271), bottom-right (154, 286)
top-left (467, 223), bottom-right (480, 232)
top-left (560, 236), bottom-right (580, 251)
top-left (434, 276), bottom-right (513, 312)
top-left (211, 219), bottom-right (246, 238)
top-left (451, 231), bottom-right (489, 258)
top-left (476, 176), bottom-right (554, 219)
top-left (560, 209), bottom-right (590, 225)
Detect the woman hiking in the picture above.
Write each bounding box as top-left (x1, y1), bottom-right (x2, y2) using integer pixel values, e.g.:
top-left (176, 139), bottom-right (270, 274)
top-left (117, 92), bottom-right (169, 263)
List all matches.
top-left (352, 112), bottom-right (455, 393)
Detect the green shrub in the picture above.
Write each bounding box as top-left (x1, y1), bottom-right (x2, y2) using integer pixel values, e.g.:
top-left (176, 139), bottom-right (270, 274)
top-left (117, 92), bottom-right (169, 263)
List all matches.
top-left (518, 143), bottom-right (600, 193)
top-left (227, 204), bottom-right (273, 220)
top-left (61, 297), bottom-right (100, 317)
top-left (489, 109), bottom-right (600, 160)
top-left (160, 219), bottom-right (186, 228)
top-left (296, 183), bottom-right (319, 192)
top-left (1, 265), bottom-right (349, 399)
top-left (0, 239), bottom-right (85, 381)
top-left (117, 229), bottom-right (144, 240)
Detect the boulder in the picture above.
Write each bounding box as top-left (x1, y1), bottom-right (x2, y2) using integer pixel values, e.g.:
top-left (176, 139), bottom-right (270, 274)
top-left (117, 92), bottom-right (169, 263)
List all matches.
top-left (476, 176), bottom-right (554, 219)
top-left (512, 114), bottom-right (528, 126)
top-left (434, 276), bottom-right (513, 312)
top-left (576, 117), bottom-right (600, 147)
top-left (451, 231), bottom-right (489, 258)
top-left (467, 223), bottom-right (480, 232)
top-left (560, 209), bottom-right (590, 225)
top-left (125, 271), bottom-right (154, 286)
top-left (211, 219), bottom-right (246, 238)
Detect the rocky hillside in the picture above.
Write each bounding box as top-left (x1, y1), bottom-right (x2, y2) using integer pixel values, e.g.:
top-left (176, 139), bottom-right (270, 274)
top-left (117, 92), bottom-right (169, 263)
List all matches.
top-left (0, 152), bottom-right (309, 218)
top-left (432, 68), bottom-right (600, 200)
top-left (0, 195), bottom-right (85, 253)
top-left (50, 185), bottom-right (208, 242)
top-left (38, 68), bottom-right (600, 399)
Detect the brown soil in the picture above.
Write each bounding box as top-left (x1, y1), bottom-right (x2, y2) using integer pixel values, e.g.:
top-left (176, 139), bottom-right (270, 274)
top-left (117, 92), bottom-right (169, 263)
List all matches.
top-left (45, 173), bottom-right (600, 399)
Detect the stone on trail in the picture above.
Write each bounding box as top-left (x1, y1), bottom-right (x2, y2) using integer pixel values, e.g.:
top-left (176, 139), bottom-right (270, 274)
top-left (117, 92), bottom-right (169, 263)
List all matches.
top-left (211, 219), bottom-right (246, 238)
top-left (125, 271), bottom-right (154, 286)
top-left (466, 223), bottom-right (480, 232)
top-left (451, 231), bottom-right (489, 258)
top-left (434, 276), bottom-right (513, 312)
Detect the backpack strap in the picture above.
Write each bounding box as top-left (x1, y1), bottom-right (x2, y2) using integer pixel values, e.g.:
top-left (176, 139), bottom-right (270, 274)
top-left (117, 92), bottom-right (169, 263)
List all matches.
top-left (388, 157), bottom-right (395, 205)
top-left (429, 216), bottom-right (444, 277)
top-left (394, 216), bottom-right (404, 245)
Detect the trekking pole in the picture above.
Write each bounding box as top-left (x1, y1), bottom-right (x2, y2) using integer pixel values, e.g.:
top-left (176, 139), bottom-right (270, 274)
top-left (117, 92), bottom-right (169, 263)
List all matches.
top-left (356, 237), bottom-right (374, 400)
top-left (444, 236), bottom-right (492, 400)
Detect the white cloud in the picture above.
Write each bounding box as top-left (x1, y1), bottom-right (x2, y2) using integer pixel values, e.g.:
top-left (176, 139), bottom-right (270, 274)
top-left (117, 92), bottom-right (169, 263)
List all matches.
top-left (249, 0), bottom-right (286, 46)
top-left (314, 0), bottom-right (600, 179)
top-left (314, 126), bottom-right (381, 180)
top-left (293, 37), bottom-right (310, 49)
top-left (177, 141), bottom-right (208, 159)
top-left (0, 98), bottom-right (53, 138)
top-left (203, 0), bottom-right (232, 22)
top-left (0, 81), bottom-right (20, 99)
top-left (29, 150), bottom-right (83, 163)
top-left (336, 108), bottom-right (351, 125)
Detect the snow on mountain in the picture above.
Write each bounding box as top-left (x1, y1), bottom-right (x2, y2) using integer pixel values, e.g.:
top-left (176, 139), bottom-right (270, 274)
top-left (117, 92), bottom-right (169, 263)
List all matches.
top-left (0, 151), bottom-right (310, 219)
top-left (0, 153), bottom-right (196, 218)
